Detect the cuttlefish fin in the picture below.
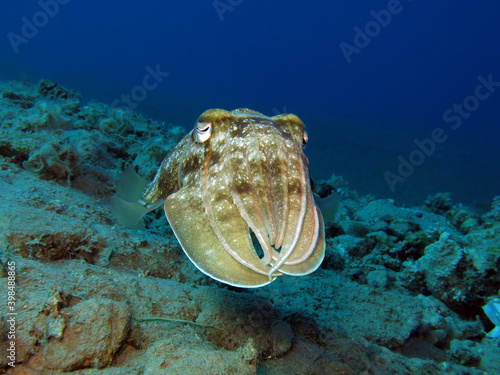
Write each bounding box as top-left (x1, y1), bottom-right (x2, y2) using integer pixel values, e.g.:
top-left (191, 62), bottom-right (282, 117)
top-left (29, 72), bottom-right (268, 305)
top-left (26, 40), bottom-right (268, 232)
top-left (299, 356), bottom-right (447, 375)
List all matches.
top-left (111, 167), bottom-right (163, 229)
top-left (315, 189), bottom-right (340, 223)
top-left (164, 184), bottom-right (276, 288)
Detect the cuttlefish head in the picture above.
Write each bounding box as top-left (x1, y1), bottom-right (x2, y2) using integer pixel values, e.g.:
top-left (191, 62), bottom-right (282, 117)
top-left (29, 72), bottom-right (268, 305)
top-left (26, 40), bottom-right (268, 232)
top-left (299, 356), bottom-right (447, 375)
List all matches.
top-left (140, 108), bottom-right (325, 287)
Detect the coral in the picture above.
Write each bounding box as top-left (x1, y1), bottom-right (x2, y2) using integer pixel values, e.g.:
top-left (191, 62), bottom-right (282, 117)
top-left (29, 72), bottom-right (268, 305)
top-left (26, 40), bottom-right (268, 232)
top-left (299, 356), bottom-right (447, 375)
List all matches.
top-left (416, 232), bottom-right (463, 299)
top-left (22, 142), bottom-right (80, 184)
top-left (485, 195), bottom-right (500, 221)
top-left (37, 79), bottom-right (80, 101)
top-left (33, 101), bottom-right (73, 130)
top-left (399, 231), bottom-right (436, 260)
top-left (0, 79), bottom-right (186, 198)
top-left (98, 116), bottom-right (132, 135)
top-left (1, 90), bottom-right (34, 109)
top-left (315, 173), bottom-right (349, 198)
top-left (465, 225), bottom-right (500, 275)
top-left (447, 204), bottom-right (482, 234)
top-left (425, 192), bottom-right (453, 213)
top-left (459, 217), bottom-right (481, 234)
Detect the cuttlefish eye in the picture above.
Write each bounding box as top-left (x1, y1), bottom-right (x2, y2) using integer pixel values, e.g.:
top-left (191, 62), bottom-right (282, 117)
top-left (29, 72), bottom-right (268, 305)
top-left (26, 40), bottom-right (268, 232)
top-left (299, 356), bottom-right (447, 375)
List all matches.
top-left (194, 121), bottom-right (212, 143)
top-left (302, 130), bottom-right (308, 145)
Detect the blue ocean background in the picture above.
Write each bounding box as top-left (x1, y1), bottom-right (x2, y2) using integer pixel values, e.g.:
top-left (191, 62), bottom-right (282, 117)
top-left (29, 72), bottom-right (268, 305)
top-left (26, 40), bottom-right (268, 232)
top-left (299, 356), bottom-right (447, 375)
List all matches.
top-left (2, 0), bottom-right (499, 207)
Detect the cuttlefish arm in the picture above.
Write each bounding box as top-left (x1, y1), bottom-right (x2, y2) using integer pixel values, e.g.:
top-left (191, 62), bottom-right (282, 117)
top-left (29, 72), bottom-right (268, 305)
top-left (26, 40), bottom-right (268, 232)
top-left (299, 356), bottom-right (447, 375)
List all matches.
top-left (164, 183), bottom-right (278, 287)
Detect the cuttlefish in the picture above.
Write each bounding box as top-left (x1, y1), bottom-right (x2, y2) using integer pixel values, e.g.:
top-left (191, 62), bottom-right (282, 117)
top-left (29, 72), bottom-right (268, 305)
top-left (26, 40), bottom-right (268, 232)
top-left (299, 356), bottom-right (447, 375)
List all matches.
top-left (112, 109), bottom-right (332, 287)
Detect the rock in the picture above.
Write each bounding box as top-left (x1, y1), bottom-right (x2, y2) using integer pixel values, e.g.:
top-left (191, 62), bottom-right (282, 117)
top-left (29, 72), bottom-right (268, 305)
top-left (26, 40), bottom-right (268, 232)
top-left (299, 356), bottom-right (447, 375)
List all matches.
top-left (450, 339), bottom-right (481, 366)
top-left (270, 320), bottom-right (294, 357)
top-left (367, 268), bottom-right (388, 288)
top-left (416, 232), bottom-right (463, 298)
top-left (29, 298), bottom-right (130, 371)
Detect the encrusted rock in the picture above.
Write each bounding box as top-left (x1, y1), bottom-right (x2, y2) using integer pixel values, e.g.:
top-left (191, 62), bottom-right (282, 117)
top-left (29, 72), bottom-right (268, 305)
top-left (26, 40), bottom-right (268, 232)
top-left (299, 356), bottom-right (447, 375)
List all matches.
top-left (29, 298), bottom-right (130, 371)
top-left (270, 320), bottom-right (294, 357)
top-left (416, 232), bottom-right (463, 298)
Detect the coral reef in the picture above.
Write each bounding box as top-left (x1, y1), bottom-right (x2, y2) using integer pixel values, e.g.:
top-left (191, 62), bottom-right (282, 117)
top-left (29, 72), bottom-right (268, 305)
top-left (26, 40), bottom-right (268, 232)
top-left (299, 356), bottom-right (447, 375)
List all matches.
top-left (0, 79), bottom-right (184, 196)
top-left (0, 79), bottom-right (499, 374)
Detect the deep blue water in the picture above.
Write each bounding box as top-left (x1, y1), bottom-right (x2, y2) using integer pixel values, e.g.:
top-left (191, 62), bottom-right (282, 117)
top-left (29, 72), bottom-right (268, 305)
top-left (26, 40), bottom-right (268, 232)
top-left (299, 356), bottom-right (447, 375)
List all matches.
top-left (2, 0), bottom-right (499, 206)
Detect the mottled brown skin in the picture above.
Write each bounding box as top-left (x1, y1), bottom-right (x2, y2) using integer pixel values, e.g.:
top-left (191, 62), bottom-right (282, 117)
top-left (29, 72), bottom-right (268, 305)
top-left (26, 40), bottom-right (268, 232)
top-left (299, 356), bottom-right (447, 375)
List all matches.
top-left (141, 109), bottom-right (325, 287)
